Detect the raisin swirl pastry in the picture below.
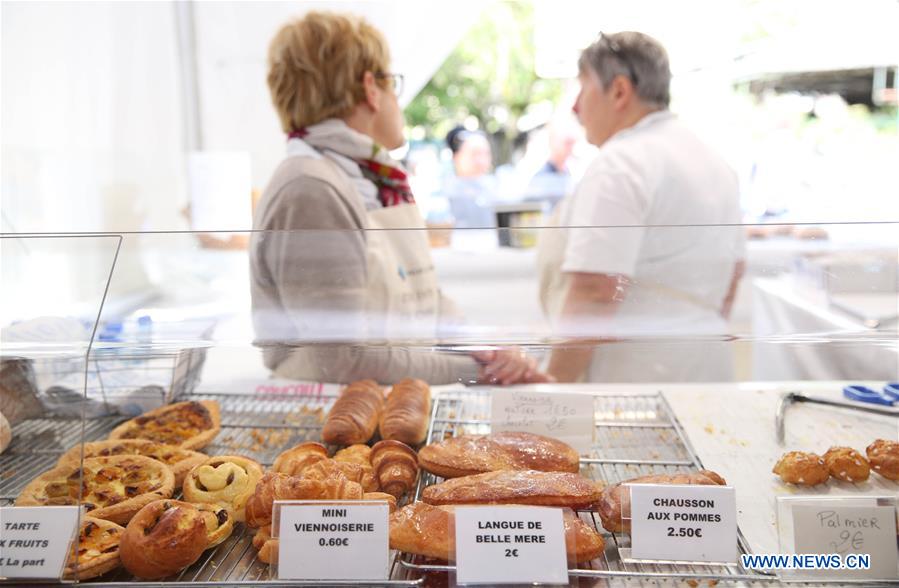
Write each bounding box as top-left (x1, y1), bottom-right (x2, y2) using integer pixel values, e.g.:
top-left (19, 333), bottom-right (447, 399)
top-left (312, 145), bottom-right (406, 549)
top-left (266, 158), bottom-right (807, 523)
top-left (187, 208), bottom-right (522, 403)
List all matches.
top-left (194, 503), bottom-right (235, 547)
top-left (182, 455), bottom-right (264, 522)
top-left (120, 500), bottom-right (208, 579)
top-left (64, 517), bottom-right (125, 580)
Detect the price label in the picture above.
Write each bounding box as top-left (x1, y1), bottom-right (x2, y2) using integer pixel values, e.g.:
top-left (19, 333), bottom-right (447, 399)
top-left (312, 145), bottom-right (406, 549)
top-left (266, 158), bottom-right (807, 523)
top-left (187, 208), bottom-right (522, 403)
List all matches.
top-left (629, 484), bottom-right (737, 563)
top-left (275, 501), bottom-right (389, 580)
top-left (491, 390), bottom-right (594, 454)
top-left (455, 506), bottom-right (568, 585)
top-left (791, 502), bottom-right (898, 580)
top-left (0, 506), bottom-right (81, 579)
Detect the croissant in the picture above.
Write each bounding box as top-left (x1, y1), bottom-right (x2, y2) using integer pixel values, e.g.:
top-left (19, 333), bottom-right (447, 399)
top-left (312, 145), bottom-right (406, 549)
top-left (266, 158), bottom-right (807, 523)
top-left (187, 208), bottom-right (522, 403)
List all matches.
top-left (363, 491), bottom-right (398, 514)
top-left (322, 380), bottom-right (384, 445)
top-left (371, 440), bottom-right (418, 499)
top-left (334, 444), bottom-right (372, 467)
top-left (379, 378), bottom-right (430, 445)
top-left (272, 441), bottom-right (328, 476)
top-left (303, 458), bottom-right (378, 492)
top-left (244, 472), bottom-right (364, 528)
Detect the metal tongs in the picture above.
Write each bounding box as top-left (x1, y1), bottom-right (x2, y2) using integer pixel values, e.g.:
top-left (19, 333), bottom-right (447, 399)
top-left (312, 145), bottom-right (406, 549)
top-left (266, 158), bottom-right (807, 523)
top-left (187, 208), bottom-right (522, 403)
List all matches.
top-left (775, 391), bottom-right (899, 445)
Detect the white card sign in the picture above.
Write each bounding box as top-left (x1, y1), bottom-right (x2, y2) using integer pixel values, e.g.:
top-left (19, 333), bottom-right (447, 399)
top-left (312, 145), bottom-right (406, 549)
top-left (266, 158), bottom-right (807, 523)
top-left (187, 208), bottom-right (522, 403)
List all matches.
top-left (491, 390), bottom-right (594, 454)
top-left (0, 506), bottom-right (81, 579)
top-left (792, 503), bottom-right (898, 580)
top-left (629, 484), bottom-right (737, 563)
top-left (455, 505), bottom-right (568, 585)
top-left (276, 501), bottom-right (389, 580)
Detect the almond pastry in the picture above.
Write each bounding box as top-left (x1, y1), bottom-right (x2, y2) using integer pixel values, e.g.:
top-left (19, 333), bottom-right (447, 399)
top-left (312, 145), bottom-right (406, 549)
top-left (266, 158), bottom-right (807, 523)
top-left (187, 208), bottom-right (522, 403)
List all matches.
top-left (64, 517), bottom-right (125, 580)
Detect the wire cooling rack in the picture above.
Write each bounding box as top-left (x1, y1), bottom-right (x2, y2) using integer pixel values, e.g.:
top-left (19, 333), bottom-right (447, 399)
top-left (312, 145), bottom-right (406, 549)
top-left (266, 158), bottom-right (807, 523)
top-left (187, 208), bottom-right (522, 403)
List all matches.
top-left (397, 388), bottom-right (776, 587)
top-left (0, 392), bottom-right (422, 587)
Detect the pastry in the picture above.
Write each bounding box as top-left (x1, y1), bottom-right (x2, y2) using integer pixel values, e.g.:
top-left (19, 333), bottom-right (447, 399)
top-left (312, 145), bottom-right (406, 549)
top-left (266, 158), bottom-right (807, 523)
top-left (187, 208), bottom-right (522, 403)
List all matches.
top-left (418, 431), bottom-right (580, 478)
top-left (322, 379), bottom-right (384, 445)
top-left (120, 499), bottom-right (208, 579)
top-left (302, 458), bottom-right (378, 492)
top-left (0, 410), bottom-right (10, 455)
top-left (195, 503), bottom-right (235, 547)
top-left (597, 470), bottom-right (726, 534)
top-left (108, 400), bottom-right (221, 450)
top-left (389, 502), bottom-right (605, 563)
top-left (57, 439), bottom-right (206, 486)
top-left (334, 444), bottom-right (373, 467)
top-left (182, 455), bottom-right (264, 522)
top-left (16, 455), bottom-right (175, 524)
top-left (245, 472), bottom-right (364, 527)
top-left (252, 525), bottom-right (272, 552)
top-left (823, 446), bottom-right (870, 482)
top-left (867, 439), bottom-right (899, 481)
top-left (379, 378), bottom-right (431, 445)
top-left (421, 470), bottom-right (603, 509)
top-left (64, 517), bottom-right (125, 580)
top-left (371, 440), bottom-right (418, 499)
top-left (773, 451), bottom-right (829, 486)
top-left (251, 524), bottom-right (279, 564)
top-left (272, 441), bottom-right (329, 476)
top-left (363, 491), bottom-right (398, 513)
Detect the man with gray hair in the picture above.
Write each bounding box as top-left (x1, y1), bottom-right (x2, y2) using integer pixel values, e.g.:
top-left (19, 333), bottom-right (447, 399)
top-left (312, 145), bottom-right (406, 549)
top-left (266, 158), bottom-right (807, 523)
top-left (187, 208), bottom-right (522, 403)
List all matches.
top-left (538, 31), bottom-right (745, 383)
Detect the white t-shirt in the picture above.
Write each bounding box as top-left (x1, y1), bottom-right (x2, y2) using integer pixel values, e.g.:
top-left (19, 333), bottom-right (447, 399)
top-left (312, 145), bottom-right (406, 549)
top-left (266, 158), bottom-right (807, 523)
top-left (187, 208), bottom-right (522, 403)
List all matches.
top-left (558, 110), bottom-right (745, 381)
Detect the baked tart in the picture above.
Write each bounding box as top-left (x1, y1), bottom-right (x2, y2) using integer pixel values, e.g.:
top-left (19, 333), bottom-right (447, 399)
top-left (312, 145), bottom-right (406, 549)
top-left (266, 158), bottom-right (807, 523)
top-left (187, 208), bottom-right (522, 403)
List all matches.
top-left (182, 455), bottom-right (263, 522)
top-left (16, 455), bottom-right (175, 524)
top-left (58, 439), bottom-right (206, 486)
top-left (108, 400), bottom-right (221, 450)
top-left (64, 517), bottom-right (125, 580)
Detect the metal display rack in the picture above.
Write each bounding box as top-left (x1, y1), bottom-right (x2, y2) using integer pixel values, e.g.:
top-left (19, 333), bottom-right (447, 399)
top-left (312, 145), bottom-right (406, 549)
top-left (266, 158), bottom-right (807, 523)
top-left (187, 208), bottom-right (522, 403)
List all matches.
top-left (398, 388), bottom-right (775, 586)
top-left (0, 392), bottom-right (421, 587)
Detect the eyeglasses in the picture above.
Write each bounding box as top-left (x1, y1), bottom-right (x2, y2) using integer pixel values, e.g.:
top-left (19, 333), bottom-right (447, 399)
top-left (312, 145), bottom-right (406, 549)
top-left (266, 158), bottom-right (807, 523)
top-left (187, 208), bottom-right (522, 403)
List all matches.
top-left (598, 32), bottom-right (639, 86)
top-left (375, 72), bottom-right (404, 97)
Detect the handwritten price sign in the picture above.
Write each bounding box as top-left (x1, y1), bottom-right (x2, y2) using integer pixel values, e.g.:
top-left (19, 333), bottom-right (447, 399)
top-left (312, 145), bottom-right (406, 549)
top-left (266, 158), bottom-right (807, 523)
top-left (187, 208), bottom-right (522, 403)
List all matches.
top-left (491, 390), bottom-right (594, 454)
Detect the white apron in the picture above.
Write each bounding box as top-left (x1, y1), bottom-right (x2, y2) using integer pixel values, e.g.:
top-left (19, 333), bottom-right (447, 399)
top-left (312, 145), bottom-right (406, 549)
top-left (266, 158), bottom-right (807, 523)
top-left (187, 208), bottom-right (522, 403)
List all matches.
top-left (273, 149), bottom-right (440, 380)
top-left (536, 203), bottom-right (735, 383)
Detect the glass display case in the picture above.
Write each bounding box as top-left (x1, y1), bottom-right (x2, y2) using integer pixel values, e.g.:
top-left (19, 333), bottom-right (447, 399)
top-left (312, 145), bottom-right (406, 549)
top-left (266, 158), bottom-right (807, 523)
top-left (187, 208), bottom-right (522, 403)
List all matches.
top-left (1, 224), bottom-right (897, 586)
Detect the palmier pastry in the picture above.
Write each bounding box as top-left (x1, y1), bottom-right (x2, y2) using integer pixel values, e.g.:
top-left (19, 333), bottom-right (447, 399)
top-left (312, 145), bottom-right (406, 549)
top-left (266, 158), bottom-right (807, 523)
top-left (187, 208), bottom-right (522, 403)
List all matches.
top-left (418, 431), bottom-right (579, 478)
top-left (823, 446), bottom-right (870, 482)
top-left (64, 517), bottom-right (125, 580)
top-left (108, 400), bottom-right (220, 450)
top-left (58, 439), bottom-right (206, 486)
top-left (16, 455), bottom-right (174, 524)
top-left (120, 500), bottom-right (207, 579)
top-left (322, 379), bottom-right (384, 445)
top-left (390, 502), bottom-right (605, 563)
top-left (194, 503), bottom-right (235, 547)
top-left (867, 439), bottom-right (899, 481)
top-left (380, 378), bottom-right (431, 445)
top-left (245, 472), bottom-right (364, 528)
top-left (422, 470), bottom-right (602, 509)
top-left (371, 440), bottom-right (418, 499)
top-left (272, 441), bottom-right (329, 476)
top-left (773, 451), bottom-right (829, 486)
top-left (182, 455), bottom-right (263, 522)
top-left (597, 470), bottom-right (726, 534)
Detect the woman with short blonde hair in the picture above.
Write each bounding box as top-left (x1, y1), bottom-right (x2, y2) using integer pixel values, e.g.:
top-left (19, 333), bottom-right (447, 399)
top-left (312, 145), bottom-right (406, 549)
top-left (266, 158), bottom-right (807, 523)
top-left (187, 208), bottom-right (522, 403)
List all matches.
top-left (250, 11), bottom-right (547, 385)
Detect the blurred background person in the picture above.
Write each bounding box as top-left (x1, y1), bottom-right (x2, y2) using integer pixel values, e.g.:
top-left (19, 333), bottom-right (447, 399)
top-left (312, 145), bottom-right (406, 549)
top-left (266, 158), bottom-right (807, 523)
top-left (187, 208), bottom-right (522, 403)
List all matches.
top-left (524, 116), bottom-right (581, 210)
top-left (250, 11), bottom-right (547, 385)
top-left (538, 31), bottom-right (745, 383)
top-left (439, 126), bottom-right (500, 228)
